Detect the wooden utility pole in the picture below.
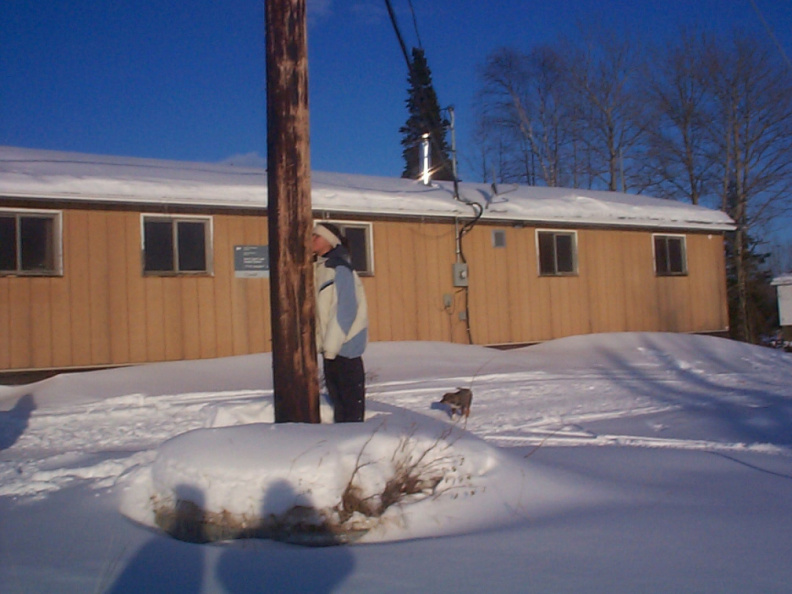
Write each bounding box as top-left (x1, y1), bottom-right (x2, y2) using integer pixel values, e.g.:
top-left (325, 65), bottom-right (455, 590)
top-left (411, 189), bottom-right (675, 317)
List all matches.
top-left (265, 0), bottom-right (320, 423)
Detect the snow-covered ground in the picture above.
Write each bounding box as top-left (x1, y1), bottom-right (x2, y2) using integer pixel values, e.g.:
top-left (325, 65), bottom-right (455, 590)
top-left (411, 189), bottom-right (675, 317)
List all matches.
top-left (1, 332), bottom-right (791, 592)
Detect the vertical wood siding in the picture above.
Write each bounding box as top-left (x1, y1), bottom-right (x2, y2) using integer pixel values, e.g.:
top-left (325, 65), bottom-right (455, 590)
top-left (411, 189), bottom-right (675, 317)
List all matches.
top-left (0, 209), bottom-right (729, 371)
top-left (1, 208), bottom-right (272, 371)
top-left (463, 225), bottom-right (728, 344)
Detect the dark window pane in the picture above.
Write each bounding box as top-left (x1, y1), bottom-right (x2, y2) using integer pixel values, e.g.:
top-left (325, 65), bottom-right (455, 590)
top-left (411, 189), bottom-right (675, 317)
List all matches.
top-left (144, 220), bottom-right (174, 271)
top-left (20, 216), bottom-right (54, 271)
top-left (555, 234), bottom-right (574, 273)
top-left (177, 221), bottom-right (207, 271)
top-left (344, 226), bottom-right (368, 273)
top-left (654, 236), bottom-right (669, 274)
top-left (538, 232), bottom-right (556, 275)
top-left (0, 216), bottom-right (17, 271)
top-left (668, 237), bottom-right (684, 273)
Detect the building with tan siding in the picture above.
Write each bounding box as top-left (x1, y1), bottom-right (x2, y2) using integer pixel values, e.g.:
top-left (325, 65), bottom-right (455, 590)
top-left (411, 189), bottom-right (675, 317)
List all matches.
top-left (0, 146), bottom-right (734, 373)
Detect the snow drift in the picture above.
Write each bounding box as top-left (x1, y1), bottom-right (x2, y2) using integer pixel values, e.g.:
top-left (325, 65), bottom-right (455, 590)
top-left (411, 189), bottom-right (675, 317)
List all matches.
top-left (120, 405), bottom-right (598, 545)
top-left (2, 333), bottom-right (792, 592)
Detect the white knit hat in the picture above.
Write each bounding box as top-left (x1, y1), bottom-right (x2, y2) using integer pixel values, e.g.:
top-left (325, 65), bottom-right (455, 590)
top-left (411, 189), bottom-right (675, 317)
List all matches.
top-left (313, 223), bottom-right (341, 248)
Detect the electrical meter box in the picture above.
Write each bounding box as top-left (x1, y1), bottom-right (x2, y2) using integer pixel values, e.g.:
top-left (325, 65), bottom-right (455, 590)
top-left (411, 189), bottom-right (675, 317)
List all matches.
top-left (453, 262), bottom-right (469, 287)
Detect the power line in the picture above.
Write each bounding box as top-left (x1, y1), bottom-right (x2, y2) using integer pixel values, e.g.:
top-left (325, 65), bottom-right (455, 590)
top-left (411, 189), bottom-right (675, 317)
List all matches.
top-left (384, 0), bottom-right (411, 71)
top-left (407, 0), bottom-right (423, 50)
top-left (748, 0), bottom-right (792, 73)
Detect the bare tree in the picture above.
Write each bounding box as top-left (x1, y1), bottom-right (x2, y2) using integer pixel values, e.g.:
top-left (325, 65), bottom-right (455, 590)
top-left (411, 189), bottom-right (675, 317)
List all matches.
top-left (561, 35), bottom-right (649, 192)
top-left (641, 32), bottom-right (717, 205)
top-left (475, 35), bottom-right (648, 192)
top-left (470, 120), bottom-right (515, 186)
top-left (636, 30), bottom-right (792, 342)
top-left (705, 33), bottom-right (792, 341)
top-left (476, 46), bottom-right (573, 187)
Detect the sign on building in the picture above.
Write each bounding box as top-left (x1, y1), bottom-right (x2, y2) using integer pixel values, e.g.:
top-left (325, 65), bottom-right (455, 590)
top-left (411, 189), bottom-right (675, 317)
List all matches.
top-left (234, 245), bottom-right (269, 278)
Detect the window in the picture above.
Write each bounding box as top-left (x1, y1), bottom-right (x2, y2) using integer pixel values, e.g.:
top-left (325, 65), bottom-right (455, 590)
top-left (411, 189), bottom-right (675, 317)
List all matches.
top-left (319, 221), bottom-right (374, 275)
top-left (142, 215), bottom-right (211, 275)
top-left (0, 209), bottom-right (62, 275)
top-left (537, 230), bottom-right (577, 275)
top-left (654, 234), bottom-right (687, 276)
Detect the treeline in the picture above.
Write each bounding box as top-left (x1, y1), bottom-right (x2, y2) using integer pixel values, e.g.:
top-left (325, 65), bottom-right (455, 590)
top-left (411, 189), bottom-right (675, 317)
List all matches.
top-left (472, 29), bottom-right (792, 343)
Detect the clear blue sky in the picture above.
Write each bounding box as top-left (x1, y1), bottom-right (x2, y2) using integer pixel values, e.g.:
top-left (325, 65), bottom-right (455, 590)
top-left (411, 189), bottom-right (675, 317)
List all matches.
top-left (2, 1), bottom-right (791, 182)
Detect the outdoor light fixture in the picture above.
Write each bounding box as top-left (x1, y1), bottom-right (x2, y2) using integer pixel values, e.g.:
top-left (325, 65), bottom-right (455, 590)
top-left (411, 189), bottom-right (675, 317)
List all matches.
top-left (421, 133), bottom-right (430, 185)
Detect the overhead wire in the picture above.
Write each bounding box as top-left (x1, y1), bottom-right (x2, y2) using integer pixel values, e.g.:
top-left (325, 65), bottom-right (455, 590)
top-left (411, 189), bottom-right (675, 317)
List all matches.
top-left (407, 0), bottom-right (423, 50)
top-left (747, 0), bottom-right (792, 73)
top-left (384, 0), bottom-right (411, 70)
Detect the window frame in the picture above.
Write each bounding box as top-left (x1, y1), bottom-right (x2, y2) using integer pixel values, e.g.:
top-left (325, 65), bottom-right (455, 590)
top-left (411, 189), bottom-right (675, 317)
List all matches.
top-left (317, 220), bottom-right (374, 276)
top-left (0, 208), bottom-right (63, 276)
top-left (141, 214), bottom-right (213, 276)
top-left (536, 229), bottom-right (578, 276)
top-left (653, 233), bottom-right (687, 276)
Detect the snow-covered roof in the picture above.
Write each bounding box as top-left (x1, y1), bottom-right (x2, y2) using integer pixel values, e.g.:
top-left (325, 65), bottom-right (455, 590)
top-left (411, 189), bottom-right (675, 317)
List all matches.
top-left (772, 275), bottom-right (792, 286)
top-left (0, 146), bottom-right (734, 231)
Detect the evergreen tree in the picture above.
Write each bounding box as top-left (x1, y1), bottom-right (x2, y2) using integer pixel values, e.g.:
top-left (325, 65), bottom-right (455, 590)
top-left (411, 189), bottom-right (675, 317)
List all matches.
top-left (725, 229), bottom-right (778, 344)
top-left (399, 48), bottom-right (453, 181)
top-left (724, 181), bottom-right (779, 343)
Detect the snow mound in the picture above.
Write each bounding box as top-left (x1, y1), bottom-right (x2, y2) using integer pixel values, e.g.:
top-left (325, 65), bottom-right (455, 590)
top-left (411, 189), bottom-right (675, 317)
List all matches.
top-left (118, 410), bottom-right (596, 544)
top-left (524, 332), bottom-right (792, 375)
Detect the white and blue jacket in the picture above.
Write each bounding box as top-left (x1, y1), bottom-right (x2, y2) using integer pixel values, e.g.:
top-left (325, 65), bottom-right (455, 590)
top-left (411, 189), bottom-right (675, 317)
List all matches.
top-left (315, 246), bottom-right (368, 360)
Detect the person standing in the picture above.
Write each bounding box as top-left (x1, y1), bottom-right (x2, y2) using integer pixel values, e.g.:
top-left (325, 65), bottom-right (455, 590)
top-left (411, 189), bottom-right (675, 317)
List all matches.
top-left (311, 223), bottom-right (369, 422)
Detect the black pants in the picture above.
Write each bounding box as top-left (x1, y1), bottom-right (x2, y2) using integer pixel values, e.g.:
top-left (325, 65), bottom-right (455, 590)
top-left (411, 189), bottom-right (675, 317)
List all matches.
top-left (323, 356), bottom-right (365, 423)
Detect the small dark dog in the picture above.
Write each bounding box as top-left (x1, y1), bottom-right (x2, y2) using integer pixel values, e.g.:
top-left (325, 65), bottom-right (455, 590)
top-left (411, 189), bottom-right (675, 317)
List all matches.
top-left (440, 387), bottom-right (472, 418)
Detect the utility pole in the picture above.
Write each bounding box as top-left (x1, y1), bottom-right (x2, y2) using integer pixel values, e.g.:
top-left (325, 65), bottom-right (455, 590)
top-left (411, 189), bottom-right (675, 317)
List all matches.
top-left (265, 0), bottom-right (320, 423)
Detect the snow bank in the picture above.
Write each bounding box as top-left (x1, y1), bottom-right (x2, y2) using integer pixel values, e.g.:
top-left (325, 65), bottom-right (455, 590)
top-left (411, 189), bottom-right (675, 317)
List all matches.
top-left (524, 331), bottom-right (792, 375)
top-left (3, 332), bottom-right (792, 590)
top-left (119, 409), bottom-right (599, 544)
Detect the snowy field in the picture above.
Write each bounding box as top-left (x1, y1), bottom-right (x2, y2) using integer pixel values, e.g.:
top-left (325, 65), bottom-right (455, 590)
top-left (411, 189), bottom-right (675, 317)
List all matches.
top-left (1, 332), bottom-right (792, 593)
